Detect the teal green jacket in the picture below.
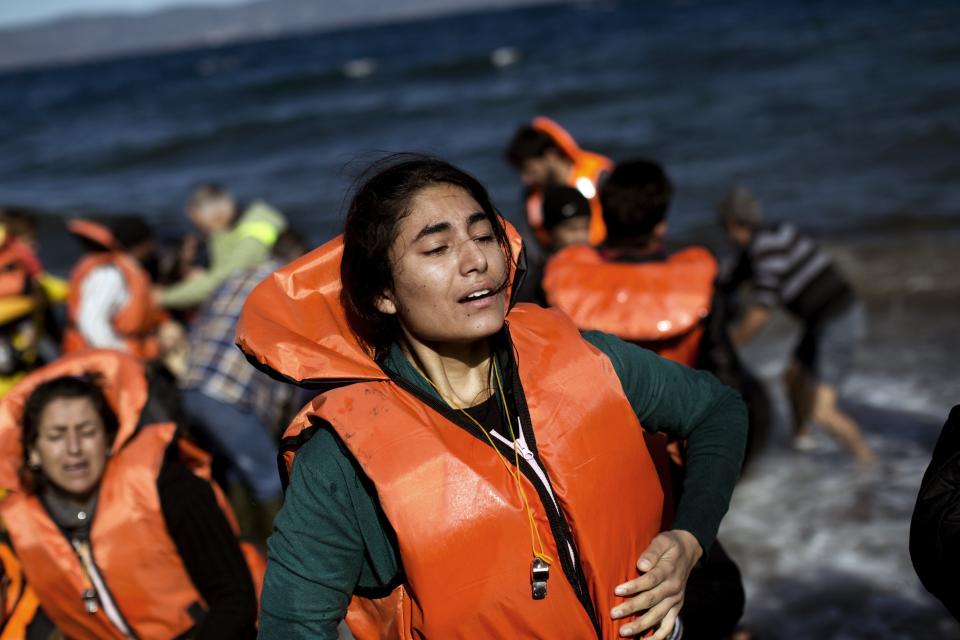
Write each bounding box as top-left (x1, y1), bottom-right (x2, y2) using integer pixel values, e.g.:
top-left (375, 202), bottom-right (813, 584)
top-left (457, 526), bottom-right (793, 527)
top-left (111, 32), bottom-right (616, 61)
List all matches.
top-left (258, 331), bottom-right (747, 639)
top-left (161, 200), bottom-right (287, 309)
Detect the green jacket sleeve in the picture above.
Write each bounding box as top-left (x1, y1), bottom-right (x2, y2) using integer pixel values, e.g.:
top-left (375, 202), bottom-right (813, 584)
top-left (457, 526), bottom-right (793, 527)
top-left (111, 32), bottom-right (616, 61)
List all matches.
top-left (582, 331), bottom-right (748, 554)
top-left (161, 236), bottom-right (271, 309)
top-left (258, 428), bottom-right (400, 640)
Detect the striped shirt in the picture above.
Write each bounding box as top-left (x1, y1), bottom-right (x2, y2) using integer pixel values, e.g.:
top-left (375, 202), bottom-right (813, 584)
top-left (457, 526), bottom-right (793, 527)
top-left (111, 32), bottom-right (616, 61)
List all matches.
top-left (746, 223), bottom-right (853, 321)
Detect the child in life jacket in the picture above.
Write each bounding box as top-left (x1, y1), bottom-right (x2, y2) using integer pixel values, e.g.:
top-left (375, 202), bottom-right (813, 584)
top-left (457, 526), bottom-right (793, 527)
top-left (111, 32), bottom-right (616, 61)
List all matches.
top-left (0, 350), bottom-right (263, 639)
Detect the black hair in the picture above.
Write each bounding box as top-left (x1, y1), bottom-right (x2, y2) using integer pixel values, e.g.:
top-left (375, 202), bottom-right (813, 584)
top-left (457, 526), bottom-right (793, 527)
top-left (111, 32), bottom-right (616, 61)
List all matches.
top-left (109, 216), bottom-right (153, 251)
top-left (72, 215), bottom-right (152, 253)
top-left (20, 375), bottom-right (121, 494)
top-left (271, 228), bottom-right (308, 263)
top-left (599, 159), bottom-right (674, 246)
top-left (504, 126), bottom-right (564, 168)
top-left (0, 206), bottom-right (38, 237)
top-left (340, 153), bottom-right (514, 355)
top-left (542, 185), bottom-right (591, 231)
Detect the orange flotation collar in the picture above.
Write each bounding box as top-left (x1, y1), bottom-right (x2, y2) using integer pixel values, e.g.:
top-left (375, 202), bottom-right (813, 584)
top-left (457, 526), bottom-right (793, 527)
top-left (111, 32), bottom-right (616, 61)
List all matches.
top-left (237, 217), bottom-right (525, 387)
top-left (543, 245), bottom-right (718, 365)
top-left (67, 219), bottom-right (119, 252)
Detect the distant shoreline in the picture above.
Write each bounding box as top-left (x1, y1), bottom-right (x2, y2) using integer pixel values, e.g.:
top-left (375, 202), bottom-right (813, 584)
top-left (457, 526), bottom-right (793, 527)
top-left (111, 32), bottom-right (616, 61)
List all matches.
top-left (0, 0), bottom-right (560, 74)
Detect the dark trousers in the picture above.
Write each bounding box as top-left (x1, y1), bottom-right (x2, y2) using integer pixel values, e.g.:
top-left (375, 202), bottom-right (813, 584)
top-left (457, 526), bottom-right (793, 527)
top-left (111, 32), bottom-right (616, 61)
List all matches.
top-left (682, 540), bottom-right (746, 639)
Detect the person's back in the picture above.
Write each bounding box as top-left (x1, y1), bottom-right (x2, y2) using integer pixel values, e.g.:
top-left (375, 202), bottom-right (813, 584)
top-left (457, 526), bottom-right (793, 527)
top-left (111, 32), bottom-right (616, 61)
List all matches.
top-left (545, 159), bottom-right (756, 638)
top-left (544, 160), bottom-right (719, 366)
top-left (63, 217), bottom-right (165, 359)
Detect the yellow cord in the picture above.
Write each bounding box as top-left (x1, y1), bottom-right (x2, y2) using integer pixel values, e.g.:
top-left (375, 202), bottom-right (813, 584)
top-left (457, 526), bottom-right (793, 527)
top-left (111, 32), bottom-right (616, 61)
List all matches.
top-left (419, 357), bottom-right (554, 567)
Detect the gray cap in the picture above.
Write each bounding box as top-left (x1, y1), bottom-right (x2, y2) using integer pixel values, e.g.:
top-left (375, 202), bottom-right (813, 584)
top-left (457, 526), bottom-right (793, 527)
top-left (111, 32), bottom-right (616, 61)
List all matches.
top-left (717, 187), bottom-right (762, 228)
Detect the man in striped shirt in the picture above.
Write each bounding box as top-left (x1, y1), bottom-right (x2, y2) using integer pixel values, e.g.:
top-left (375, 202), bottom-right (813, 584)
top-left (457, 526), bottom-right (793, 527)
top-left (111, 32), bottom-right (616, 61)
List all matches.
top-left (719, 187), bottom-right (874, 463)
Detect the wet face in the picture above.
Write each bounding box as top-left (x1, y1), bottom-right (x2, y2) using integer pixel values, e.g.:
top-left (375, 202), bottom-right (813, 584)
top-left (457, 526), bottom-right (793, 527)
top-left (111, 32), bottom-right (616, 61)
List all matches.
top-left (550, 216), bottom-right (591, 251)
top-left (377, 184), bottom-right (509, 348)
top-left (29, 397), bottom-right (109, 501)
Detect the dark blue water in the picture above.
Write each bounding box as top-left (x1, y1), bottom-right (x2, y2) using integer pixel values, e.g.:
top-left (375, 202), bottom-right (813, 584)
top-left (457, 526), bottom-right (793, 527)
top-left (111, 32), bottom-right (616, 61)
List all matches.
top-left (1, 0), bottom-right (958, 249)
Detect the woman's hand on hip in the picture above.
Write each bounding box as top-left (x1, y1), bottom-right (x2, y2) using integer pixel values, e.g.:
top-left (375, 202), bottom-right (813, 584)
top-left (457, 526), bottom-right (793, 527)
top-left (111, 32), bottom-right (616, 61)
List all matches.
top-left (610, 529), bottom-right (703, 638)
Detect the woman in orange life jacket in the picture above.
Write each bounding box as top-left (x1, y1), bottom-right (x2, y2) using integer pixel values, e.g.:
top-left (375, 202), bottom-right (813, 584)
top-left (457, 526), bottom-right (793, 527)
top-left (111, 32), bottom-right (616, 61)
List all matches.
top-left (239, 154), bottom-right (748, 639)
top-left (0, 350), bottom-right (260, 640)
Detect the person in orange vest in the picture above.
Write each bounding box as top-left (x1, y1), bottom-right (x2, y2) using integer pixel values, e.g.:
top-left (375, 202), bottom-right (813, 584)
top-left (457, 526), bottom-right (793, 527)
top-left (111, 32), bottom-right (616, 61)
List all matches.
top-left (0, 350), bottom-right (262, 639)
top-left (1, 535), bottom-right (51, 639)
top-left (238, 155), bottom-right (748, 639)
top-left (0, 220), bottom-right (55, 399)
top-left (505, 116), bottom-right (613, 248)
top-left (543, 159), bottom-right (770, 639)
top-left (62, 217), bottom-right (167, 359)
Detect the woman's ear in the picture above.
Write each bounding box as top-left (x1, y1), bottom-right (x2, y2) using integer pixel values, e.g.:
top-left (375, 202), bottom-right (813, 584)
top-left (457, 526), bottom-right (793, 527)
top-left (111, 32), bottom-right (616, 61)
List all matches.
top-left (375, 291), bottom-right (398, 315)
top-left (28, 449), bottom-right (41, 469)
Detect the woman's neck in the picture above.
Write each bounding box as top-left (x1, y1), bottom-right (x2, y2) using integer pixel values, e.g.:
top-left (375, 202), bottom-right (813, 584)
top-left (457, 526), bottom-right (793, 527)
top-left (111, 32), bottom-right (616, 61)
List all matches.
top-left (399, 333), bottom-right (494, 408)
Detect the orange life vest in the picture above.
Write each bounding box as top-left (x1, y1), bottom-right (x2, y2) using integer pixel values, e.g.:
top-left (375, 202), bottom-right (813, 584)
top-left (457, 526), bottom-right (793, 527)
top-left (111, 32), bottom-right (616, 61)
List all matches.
top-left (0, 242), bottom-right (35, 300)
top-left (526, 116), bottom-right (613, 247)
top-left (236, 228), bottom-right (669, 639)
top-left (543, 245), bottom-right (718, 367)
top-left (1, 537), bottom-right (42, 639)
top-left (0, 351), bottom-right (264, 640)
top-left (63, 219), bottom-right (165, 359)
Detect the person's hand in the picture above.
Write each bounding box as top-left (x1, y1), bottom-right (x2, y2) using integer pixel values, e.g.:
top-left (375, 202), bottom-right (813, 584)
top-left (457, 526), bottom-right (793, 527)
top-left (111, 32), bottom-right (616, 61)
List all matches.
top-left (157, 320), bottom-right (186, 353)
top-left (611, 529), bottom-right (703, 638)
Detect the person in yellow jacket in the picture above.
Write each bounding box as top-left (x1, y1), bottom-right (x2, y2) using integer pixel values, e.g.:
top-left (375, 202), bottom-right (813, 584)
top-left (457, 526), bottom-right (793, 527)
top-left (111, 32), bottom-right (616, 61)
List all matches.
top-left (155, 183), bottom-right (287, 311)
top-left (0, 220), bottom-right (65, 400)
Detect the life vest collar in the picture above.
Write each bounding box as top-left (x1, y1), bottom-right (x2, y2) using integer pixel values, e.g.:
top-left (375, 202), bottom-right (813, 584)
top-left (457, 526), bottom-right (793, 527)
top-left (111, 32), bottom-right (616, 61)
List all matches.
top-left (0, 350), bottom-right (148, 492)
top-left (236, 218), bottom-right (525, 389)
top-left (543, 245), bottom-right (718, 342)
top-left (67, 219), bottom-right (120, 252)
top-left (531, 115), bottom-right (583, 161)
